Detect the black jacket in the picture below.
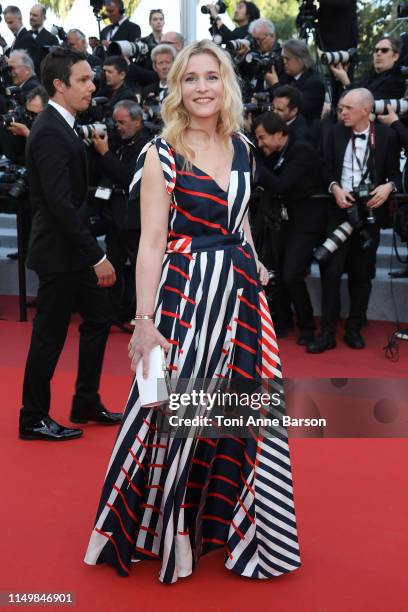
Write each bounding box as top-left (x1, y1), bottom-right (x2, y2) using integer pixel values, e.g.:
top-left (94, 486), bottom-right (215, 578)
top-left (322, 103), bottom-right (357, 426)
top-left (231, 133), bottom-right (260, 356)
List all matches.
top-left (33, 28), bottom-right (58, 49)
top-left (210, 22), bottom-right (249, 44)
top-left (20, 74), bottom-right (40, 98)
top-left (276, 69), bottom-right (326, 123)
top-left (317, 0), bottom-right (358, 51)
top-left (96, 127), bottom-right (150, 229)
top-left (101, 19), bottom-right (141, 43)
top-left (287, 113), bottom-right (310, 142)
top-left (257, 135), bottom-right (325, 232)
top-left (356, 67), bottom-right (406, 101)
top-left (26, 105), bottom-right (104, 273)
top-left (7, 28), bottom-right (41, 73)
top-left (322, 121), bottom-right (402, 226)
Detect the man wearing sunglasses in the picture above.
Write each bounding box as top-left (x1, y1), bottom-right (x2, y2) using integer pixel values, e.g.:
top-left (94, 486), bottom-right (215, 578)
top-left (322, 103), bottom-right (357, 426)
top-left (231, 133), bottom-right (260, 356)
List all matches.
top-left (331, 36), bottom-right (405, 100)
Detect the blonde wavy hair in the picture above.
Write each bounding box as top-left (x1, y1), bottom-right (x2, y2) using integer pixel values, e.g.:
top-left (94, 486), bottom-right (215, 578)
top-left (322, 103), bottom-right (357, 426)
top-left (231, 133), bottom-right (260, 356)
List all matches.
top-left (161, 39), bottom-right (243, 166)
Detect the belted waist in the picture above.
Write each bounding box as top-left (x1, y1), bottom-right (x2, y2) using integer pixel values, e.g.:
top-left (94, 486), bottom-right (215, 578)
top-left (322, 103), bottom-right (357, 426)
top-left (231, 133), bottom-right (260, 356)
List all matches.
top-left (166, 231), bottom-right (246, 254)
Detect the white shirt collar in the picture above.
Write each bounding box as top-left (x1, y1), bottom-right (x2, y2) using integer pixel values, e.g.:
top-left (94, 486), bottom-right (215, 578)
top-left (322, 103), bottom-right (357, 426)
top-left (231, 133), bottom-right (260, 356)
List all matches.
top-left (48, 100), bottom-right (76, 130)
top-left (293, 72), bottom-right (302, 81)
top-left (353, 125), bottom-right (370, 136)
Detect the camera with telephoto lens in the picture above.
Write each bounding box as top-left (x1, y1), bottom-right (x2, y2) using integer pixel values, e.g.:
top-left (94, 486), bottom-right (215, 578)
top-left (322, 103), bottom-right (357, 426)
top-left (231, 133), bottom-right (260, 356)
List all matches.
top-left (372, 98), bottom-right (408, 115)
top-left (201, 1), bottom-right (227, 14)
top-left (243, 91), bottom-right (273, 114)
top-left (397, 2), bottom-right (408, 18)
top-left (314, 185), bottom-right (375, 263)
top-left (50, 25), bottom-right (67, 42)
top-left (225, 39), bottom-right (249, 54)
top-left (0, 163), bottom-right (28, 208)
top-left (321, 48), bottom-right (357, 65)
top-left (244, 50), bottom-right (280, 77)
top-left (143, 95), bottom-right (164, 136)
top-left (107, 40), bottom-right (149, 62)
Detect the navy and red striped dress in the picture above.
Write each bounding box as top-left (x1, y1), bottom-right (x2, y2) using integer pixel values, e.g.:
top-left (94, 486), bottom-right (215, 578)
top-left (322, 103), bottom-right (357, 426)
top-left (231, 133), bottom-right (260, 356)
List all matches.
top-left (85, 135), bottom-right (301, 583)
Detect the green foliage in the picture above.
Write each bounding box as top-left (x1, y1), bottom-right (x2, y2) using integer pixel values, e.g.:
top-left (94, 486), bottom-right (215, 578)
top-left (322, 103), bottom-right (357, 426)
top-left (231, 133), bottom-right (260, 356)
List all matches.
top-left (40, 0), bottom-right (141, 19)
top-left (226, 0), bottom-right (298, 40)
top-left (356, 0), bottom-right (399, 76)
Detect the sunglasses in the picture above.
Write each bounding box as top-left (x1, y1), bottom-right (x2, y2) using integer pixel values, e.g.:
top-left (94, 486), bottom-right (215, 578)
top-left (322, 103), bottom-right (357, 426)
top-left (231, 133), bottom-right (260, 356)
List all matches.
top-left (374, 47), bottom-right (393, 54)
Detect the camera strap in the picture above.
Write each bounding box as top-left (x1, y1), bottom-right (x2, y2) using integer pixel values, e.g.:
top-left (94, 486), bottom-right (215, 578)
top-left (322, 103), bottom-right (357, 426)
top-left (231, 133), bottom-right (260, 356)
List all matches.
top-left (351, 132), bottom-right (370, 188)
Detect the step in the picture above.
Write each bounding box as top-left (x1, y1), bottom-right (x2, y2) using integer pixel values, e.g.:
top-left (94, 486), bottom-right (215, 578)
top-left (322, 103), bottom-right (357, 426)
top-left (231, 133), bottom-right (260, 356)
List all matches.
top-left (0, 248), bottom-right (38, 296)
top-left (0, 228), bottom-right (19, 249)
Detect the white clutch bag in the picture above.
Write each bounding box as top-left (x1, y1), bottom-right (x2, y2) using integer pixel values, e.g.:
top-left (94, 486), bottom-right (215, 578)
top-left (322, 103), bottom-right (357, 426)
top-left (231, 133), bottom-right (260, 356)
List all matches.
top-left (136, 345), bottom-right (170, 407)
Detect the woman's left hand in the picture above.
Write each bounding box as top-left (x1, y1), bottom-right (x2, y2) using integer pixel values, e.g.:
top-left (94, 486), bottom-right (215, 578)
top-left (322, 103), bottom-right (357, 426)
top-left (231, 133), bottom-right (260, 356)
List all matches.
top-left (257, 260), bottom-right (269, 286)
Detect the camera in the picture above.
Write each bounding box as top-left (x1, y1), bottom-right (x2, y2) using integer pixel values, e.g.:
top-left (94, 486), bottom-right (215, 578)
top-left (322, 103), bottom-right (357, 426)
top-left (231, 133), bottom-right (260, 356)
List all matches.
top-left (321, 48), bottom-right (357, 66)
top-left (244, 50), bottom-right (279, 76)
top-left (314, 186), bottom-right (375, 263)
top-left (243, 91), bottom-right (274, 114)
top-left (372, 98), bottom-right (408, 115)
top-left (201, 2), bottom-right (227, 15)
top-left (296, 0), bottom-right (318, 38)
top-left (0, 162), bottom-right (28, 210)
top-left (50, 25), bottom-right (67, 42)
top-left (143, 95), bottom-right (164, 136)
top-left (107, 40), bottom-right (149, 62)
top-left (225, 39), bottom-right (249, 54)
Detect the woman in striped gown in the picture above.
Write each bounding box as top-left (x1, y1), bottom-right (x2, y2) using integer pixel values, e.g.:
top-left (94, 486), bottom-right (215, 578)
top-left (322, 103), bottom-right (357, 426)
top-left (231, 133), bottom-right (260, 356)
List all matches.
top-left (85, 40), bottom-right (301, 584)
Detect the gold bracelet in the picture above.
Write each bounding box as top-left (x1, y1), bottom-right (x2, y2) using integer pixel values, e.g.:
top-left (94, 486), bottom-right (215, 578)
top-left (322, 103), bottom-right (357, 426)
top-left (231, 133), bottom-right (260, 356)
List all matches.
top-left (133, 314), bottom-right (154, 320)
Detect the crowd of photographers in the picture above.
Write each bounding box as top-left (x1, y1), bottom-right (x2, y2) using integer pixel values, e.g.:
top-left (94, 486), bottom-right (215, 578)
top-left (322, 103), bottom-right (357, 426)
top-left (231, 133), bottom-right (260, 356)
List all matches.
top-left (1, 0), bottom-right (408, 351)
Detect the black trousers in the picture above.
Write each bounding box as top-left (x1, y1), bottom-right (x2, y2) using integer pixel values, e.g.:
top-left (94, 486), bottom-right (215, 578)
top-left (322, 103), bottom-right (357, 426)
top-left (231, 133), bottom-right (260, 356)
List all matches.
top-left (319, 223), bottom-right (381, 334)
top-left (282, 226), bottom-right (323, 331)
top-left (105, 225), bottom-right (140, 321)
top-left (21, 267), bottom-right (112, 427)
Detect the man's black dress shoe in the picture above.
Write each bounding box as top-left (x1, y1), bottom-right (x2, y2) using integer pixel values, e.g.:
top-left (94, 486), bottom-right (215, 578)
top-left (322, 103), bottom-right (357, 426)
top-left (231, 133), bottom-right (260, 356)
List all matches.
top-left (70, 405), bottom-right (122, 425)
top-left (297, 330), bottom-right (315, 346)
top-left (7, 251), bottom-right (19, 260)
top-left (307, 332), bottom-right (337, 354)
top-left (19, 416), bottom-right (83, 441)
top-left (344, 329), bottom-right (365, 349)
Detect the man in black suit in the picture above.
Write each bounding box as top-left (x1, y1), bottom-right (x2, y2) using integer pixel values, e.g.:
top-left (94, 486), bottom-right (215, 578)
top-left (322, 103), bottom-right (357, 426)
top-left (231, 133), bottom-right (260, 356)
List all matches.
top-left (254, 112), bottom-right (325, 344)
top-left (331, 36), bottom-right (405, 101)
top-left (100, 0), bottom-right (141, 49)
top-left (7, 50), bottom-right (40, 96)
top-left (308, 88), bottom-right (401, 353)
top-left (29, 4), bottom-right (59, 48)
top-left (91, 100), bottom-right (150, 325)
top-left (141, 44), bottom-right (175, 106)
top-left (20, 48), bottom-right (121, 441)
top-left (101, 55), bottom-right (136, 111)
top-left (272, 85), bottom-right (310, 142)
top-left (267, 39), bottom-right (325, 123)
top-left (66, 29), bottom-right (103, 69)
top-left (1, 6), bottom-right (41, 70)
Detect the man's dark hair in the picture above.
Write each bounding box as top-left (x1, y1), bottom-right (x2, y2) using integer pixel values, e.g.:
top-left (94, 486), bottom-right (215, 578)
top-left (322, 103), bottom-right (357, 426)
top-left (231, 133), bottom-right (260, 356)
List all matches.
top-left (3, 5), bottom-right (22, 18)
top-left (26, 85), bottom-right (49, 106)
top-left (376, 35), bottom-right (402, 56)
top-left (242, 1), bottom-right (260, 22)
top-left (41, 47), bottom-right (86, 97)
top-left (273, 85), bottom-right (302, 111)
top-left (253, 111), bottom-right (289, 136)
top-left (103, 55), bottom-right (129, 75)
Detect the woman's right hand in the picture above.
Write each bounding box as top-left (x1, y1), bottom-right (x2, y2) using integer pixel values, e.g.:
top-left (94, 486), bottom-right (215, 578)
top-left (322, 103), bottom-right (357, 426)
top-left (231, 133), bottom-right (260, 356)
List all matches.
top-left (128, 320), bottom-right (171, 376)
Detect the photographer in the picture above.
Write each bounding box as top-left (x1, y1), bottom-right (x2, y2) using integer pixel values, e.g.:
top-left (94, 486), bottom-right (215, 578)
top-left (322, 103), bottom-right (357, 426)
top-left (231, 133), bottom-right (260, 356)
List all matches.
top-left (272, 85), bottom-right (310, 141)
top-left (29, 4), bottom-right (59, 50)
top-left (142, 43), bottom-right (175, 105)
top-left (100, 0), bottom-right (141, 49)
top-left (91, 99), bottom-right (149, 327)
top-left (308, 88), bottom-right (401, 353)
top-left (331, 36), bottom-right (405, 100)
top-left (4, 85), bottom-right (48, 261)
top-left (66, 29), bottom-right (103, 69)
top-left (7, 50), bottom-right (39, 97)
top-left (161, 31), bottom-right (184, 55)
top-left (238, 18), bottom-right (282, 97)
top-left (207, 1), bottom-right (260, 44)
top-left (141, 9), bottom-right (165, 49)
top-left (253, 112), bottom-right (325, 344)
top-left (101, 55), bottom-right (136, 112)
top-left (276, 39), bottom-right (325, 124)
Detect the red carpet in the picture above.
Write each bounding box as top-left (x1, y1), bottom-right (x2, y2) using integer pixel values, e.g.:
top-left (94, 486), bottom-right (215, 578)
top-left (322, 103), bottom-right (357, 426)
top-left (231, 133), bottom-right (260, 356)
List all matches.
top-left (1, 296), bottom-right (407, 611)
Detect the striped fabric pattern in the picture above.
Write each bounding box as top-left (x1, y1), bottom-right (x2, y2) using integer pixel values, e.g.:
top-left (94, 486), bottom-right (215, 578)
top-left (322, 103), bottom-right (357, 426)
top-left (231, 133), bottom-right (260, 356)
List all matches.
top-left (85, 135), bottom-right (301, 583)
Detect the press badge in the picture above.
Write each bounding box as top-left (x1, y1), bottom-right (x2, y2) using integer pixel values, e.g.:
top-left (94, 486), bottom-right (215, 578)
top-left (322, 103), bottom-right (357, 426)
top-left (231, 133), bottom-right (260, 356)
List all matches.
top-left (95, 186), bottom-right (112, 200)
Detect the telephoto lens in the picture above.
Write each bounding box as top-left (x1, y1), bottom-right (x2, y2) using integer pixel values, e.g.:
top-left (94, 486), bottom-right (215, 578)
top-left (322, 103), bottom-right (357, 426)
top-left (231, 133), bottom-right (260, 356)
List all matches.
top-left (372, 98), bottom-right (408, 115)
top-left (320, 48), bottom-right (357, 65)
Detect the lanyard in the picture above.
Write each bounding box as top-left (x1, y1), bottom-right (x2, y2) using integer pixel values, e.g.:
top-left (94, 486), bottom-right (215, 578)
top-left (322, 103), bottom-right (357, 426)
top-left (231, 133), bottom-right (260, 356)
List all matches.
top-left (351, 124), bottom-right (375, 188)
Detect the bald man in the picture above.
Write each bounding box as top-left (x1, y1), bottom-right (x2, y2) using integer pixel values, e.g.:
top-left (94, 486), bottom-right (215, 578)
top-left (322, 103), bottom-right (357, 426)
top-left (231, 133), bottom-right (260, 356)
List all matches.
top-left (308, 88), bottom-right (401, 353)
top-left (29, 4), bottom-right (58, 46)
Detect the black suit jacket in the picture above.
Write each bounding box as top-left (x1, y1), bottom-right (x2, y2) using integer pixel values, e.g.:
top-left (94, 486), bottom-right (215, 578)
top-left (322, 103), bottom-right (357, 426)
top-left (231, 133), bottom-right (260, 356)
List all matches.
top-left (33, 28), bottom-right (59, 48)
top-left (288, 113), bottom-right (310, 141)
top-left (20, 75), bottom-right (40, 97)
top-left (322, 122), bottom-right (402, 225)
top-left (96, 127), bottom-right (150, 229)
top-left (257, 135), bottom-right (325, 231)
top-left (356, 67), bottom-right (406, 100)
top-left (26, 105), bottom-right (104, 273)
top-left (276, 69), bottom-right (325, 123)
top-left (101, 19), bottom-right (141, 43)
top-left (8, 28), bottom-right (41, 72)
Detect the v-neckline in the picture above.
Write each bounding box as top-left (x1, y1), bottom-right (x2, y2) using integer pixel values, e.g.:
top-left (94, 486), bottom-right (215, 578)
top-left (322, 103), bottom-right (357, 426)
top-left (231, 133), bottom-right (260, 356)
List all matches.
top-left (182, 138), bottom-right (236, 195)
